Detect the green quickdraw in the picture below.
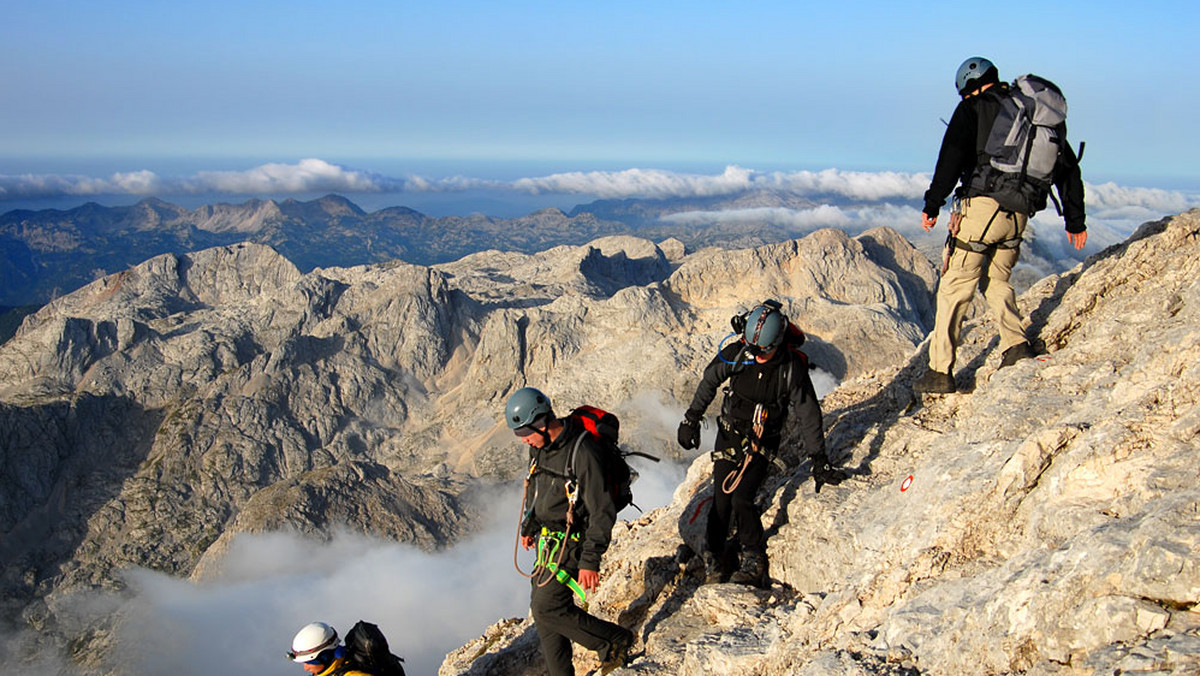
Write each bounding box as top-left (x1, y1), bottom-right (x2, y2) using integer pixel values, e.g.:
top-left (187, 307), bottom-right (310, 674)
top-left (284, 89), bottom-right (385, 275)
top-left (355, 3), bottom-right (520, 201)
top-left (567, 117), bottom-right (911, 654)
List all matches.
top-left (537, 527), bottom-right (588, 609)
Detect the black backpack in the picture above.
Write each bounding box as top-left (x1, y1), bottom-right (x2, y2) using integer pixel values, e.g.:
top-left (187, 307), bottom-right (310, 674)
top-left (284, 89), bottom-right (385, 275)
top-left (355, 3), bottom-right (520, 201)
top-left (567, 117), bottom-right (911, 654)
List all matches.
top-left (336, 621), bottom-right (406, 676)
top-left (566, 405), bottom-right (659, 513)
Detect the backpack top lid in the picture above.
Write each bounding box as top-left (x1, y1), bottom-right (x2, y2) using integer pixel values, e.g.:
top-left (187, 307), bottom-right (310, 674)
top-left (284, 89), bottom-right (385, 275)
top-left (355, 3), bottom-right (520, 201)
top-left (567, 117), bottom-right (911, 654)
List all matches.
top-left (571, 405), bottom-right (619, 442)
top-left (342, 621), bottom-right (405, 676)
top-left (1012, 74), bottom-right (1067, 126)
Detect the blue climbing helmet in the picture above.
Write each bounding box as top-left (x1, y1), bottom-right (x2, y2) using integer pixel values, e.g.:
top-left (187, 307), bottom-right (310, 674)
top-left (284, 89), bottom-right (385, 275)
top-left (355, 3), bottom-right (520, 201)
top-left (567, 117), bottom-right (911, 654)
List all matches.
top-left (742, 301), bottom-right (787, 355)
top-left (505, 387), bottom-right (554, 434)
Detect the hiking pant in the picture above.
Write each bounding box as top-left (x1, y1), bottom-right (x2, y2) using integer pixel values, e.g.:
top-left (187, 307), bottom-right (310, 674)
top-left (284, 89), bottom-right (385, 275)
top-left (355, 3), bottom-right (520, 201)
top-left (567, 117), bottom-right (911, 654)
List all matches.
top-left (929, 195), bottom-right (1029, 373)
top-left (530, 538), bottom-right (631, 676)
top-left (708, 436), bottom-right (770, 556)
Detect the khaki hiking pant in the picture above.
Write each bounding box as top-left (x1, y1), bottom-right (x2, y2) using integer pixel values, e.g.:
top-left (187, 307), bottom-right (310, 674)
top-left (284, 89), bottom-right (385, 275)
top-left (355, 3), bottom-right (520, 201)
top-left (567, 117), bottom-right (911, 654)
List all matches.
top-left (928, 195), bottom-right (1029, 374)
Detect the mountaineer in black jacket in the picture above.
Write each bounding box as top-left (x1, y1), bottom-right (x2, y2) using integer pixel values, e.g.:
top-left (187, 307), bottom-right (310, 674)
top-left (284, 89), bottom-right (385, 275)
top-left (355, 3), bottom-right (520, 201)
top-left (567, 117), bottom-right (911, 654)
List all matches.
top-left (506, 387), bottom-right (633, 676)
top-left (677, 301), bottom-right (842, 587)
top-left (916, 56), bottom-right (1087, 394)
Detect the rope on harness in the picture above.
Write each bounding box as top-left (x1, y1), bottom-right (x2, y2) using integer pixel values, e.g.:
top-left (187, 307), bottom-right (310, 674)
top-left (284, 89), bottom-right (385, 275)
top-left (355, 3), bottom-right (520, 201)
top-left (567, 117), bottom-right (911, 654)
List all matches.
top-left (513, 467), bottom-right (537, 579)
top-left (721, 404), bottom-right (767, 494)
top-left (514, 456), bottom-right (576, 582)
top-left (513, 454), bottom-right (586, 605)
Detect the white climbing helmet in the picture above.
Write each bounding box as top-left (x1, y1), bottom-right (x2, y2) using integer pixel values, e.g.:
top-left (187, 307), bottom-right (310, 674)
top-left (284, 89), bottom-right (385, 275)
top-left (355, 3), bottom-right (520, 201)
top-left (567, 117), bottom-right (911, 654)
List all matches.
top-left (288, 621), bottom-right (339, 663)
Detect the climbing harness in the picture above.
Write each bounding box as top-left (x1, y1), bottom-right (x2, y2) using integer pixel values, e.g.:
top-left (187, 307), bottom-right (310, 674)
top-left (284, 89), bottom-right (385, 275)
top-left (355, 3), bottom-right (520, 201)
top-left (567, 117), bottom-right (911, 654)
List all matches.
top-left (512, 453), bottom-right (588, 607)
top-left (947, 200), bottom-right (1024, 266)
top-left (535, 527), bottom-right (588, 608)
top-left (941, 196), bottom-right (964, 275)
top-left (721, 404), bottom-right (767, 494)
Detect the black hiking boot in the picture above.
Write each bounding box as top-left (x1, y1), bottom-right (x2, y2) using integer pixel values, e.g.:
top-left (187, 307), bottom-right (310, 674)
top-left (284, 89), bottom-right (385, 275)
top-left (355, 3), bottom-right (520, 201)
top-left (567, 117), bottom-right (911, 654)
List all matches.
top-left (701, 551), bottom-right (723, 585)
top-left (599, 629), bottom-right (634, 674)
top-left (914, 368), bottom-right (955, 394)
top-left (728, 550), bottom-right (768, 588)
top-left (999, 342), bottom-right (1034, 368)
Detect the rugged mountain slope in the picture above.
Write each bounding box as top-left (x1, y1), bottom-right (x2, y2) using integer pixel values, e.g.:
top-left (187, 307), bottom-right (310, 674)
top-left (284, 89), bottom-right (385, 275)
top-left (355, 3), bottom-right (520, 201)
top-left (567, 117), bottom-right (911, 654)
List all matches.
top-left (0, 196), bottom-right (634, 306)
top-left (0, 225), bottom-right (935, 669)
top-left (442, 211), bottom-right (1200, 675)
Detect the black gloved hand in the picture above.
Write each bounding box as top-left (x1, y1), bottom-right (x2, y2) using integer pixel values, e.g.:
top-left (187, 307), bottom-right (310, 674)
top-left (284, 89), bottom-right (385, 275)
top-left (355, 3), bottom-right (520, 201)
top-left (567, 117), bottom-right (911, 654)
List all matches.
top-left (677, 418), bottom-right (701, 450)
top-left (811, 455), bottom-right (847, 494)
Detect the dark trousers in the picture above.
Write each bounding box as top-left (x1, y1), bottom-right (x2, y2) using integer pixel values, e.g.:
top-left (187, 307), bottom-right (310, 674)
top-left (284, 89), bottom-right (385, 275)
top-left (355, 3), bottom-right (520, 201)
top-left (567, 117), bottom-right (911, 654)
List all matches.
top-left (707, 453), bottom-right (769, 556)
top-left (530, 540), bottom-right (630, 676)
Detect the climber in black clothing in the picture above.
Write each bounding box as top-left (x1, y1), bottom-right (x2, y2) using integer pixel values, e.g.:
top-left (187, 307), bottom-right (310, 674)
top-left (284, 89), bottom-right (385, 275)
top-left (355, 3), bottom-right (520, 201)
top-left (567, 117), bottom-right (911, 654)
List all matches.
top-left (677, 300), bottom-right (843, 587)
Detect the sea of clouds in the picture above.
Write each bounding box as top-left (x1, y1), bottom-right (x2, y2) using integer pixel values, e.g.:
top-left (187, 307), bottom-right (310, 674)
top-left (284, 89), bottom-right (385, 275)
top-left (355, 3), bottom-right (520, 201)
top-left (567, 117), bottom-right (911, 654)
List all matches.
top-left (5, 394), bottom-right (699, 676)
top-left (2, 160), bottom-right (1195, 244)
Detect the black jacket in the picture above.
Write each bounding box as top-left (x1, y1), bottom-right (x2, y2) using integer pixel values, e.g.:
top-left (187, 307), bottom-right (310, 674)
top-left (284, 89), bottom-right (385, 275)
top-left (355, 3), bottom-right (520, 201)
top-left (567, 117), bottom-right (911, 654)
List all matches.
top-left (520, 416), bottom-right (617, 572)
top-left (923, 84), bottom-right (1086, 233)
top-left (686, 342), bottom-right (826, 459)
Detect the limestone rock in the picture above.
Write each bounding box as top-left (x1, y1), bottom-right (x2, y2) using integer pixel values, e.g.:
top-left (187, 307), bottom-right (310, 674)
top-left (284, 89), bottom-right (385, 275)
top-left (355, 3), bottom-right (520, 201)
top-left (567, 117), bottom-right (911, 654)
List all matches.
top-left (0, 227), bottom-right (936, 670)
top-left (439, 211), bottom-right (1200, 675)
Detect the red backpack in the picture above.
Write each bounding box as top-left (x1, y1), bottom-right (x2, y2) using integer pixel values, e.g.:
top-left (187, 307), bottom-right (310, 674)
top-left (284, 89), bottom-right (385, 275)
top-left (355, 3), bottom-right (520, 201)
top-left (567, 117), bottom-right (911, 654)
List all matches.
top-left (566, 405), bottom-right (659, 513)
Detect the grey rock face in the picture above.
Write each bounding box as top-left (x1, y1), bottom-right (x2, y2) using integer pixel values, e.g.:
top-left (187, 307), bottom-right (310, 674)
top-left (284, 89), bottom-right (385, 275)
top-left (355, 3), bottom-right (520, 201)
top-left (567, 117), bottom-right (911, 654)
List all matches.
top-left (0, 227), bottom-right (935, 668)
top-left (440, 212), bottom-right (1200, 675)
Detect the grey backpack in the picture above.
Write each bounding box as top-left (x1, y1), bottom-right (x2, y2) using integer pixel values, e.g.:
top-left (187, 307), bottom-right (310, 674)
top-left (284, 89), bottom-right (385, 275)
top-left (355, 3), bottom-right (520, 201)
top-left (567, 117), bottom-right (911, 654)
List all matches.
top-left (968, 74), bottom-right (1070, 216)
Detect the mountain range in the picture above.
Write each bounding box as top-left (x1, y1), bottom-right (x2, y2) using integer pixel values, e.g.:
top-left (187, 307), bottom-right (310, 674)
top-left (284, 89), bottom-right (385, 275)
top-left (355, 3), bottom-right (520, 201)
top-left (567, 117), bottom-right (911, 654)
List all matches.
top-left (1, 190), bottom-right (1073, 311)
top-left (2, 206), bottom-right (1197, 673)
top-left (0, 215), bottom-right (935, 672)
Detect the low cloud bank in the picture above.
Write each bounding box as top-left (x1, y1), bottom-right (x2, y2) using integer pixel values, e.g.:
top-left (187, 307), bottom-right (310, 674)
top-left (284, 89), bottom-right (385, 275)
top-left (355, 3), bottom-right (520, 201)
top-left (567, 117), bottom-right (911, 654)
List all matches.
top-left (513, 165), bottom-right (929, 200)
top-left (660, 203), bottom-right (925, 236)
top-left (103, 490), bottom-right (532, 676)
top-left (5, 160), bottom-right (1194, 211)
top-left (15, 457), bottom-right (688, 676)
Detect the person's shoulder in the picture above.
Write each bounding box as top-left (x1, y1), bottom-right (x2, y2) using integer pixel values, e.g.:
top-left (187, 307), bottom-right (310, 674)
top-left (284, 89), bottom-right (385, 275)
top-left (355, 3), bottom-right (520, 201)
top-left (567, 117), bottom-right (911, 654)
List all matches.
top-left (559, 414), bottom-right (585, 440)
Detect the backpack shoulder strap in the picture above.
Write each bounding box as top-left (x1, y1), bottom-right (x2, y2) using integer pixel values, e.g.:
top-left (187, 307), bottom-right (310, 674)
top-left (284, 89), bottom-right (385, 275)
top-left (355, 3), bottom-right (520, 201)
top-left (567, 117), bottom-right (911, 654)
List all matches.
top-left (779, 358), bottom-right (794, 402)
top-left (568, 432), bottom-right (588, 481)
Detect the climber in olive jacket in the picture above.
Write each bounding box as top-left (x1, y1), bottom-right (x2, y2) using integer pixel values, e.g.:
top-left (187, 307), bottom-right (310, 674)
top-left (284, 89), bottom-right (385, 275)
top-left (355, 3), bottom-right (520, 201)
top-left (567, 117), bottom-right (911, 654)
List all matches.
top-left (506, 387), bottom-right (633, 676)
top-left (519, 413), bottom-right (616, 573)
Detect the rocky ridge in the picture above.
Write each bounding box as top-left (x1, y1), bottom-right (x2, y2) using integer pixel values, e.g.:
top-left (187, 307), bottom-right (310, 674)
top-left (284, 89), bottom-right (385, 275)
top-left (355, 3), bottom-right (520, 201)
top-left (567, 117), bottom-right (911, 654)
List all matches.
top-left (0, 224), bottom-right (936, 670)
top-left (441, 212), bottom-right (1200, 675)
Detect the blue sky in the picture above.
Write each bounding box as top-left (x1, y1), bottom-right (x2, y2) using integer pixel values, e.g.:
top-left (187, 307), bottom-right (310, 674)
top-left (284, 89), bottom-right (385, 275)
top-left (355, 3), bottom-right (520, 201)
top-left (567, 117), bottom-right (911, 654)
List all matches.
top-left (1, 0), bottom-right (1198, 212)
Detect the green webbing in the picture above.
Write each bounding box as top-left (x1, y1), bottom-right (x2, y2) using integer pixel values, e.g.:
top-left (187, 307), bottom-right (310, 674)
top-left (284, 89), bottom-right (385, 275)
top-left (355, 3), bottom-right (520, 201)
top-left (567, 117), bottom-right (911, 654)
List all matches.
top-left (536, 528), bottom-right (588, 607)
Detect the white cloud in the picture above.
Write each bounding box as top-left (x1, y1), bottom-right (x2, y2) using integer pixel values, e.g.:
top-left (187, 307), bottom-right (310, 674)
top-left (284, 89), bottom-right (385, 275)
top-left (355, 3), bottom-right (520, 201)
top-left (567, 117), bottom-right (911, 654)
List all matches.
top-left (761, 168), bottom-right (929, 201)
top-left (513, 165), bottom-right (758, 198)
top-left (660, 203), bottom-right (926, 237)
top-left (80, 487), bottom-right (532, 676)
top-left (110, 170), bottom-right (164, 194)
top-left (511, 165), bottom-right (929, 201)
top-left (185, 159), bottom-right (401, 194)
top-left (0, 159), bottom-right (405, 199)
top-left (1084, 181), bottom-right (1198, 213)
top-left (661, 204), bottom-right (852, 228)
